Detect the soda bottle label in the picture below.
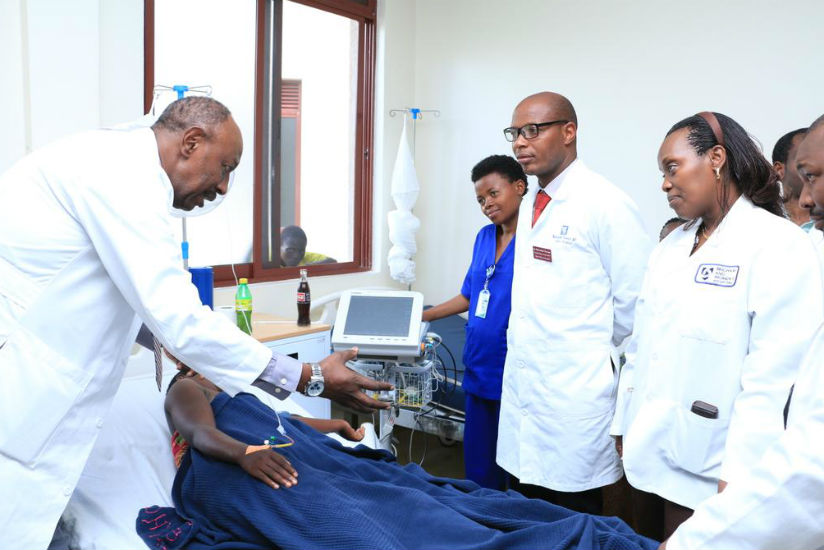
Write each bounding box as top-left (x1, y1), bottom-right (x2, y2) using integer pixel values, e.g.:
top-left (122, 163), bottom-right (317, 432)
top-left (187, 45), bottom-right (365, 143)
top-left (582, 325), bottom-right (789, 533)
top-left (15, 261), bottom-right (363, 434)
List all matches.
top-left (297, 292), bottom-right (310, 304)
top-left (235, 298), bottom-right (252, 311)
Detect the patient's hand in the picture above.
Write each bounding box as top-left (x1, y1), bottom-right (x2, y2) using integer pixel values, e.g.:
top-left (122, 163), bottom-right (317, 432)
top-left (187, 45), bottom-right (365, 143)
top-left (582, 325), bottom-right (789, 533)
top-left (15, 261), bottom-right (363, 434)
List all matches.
top-left (240, 445), bottom-right (298, 489)
top-left (334, 420), bottom-right (366, 442)
top-left (292, 417), bottom-right (365, 442)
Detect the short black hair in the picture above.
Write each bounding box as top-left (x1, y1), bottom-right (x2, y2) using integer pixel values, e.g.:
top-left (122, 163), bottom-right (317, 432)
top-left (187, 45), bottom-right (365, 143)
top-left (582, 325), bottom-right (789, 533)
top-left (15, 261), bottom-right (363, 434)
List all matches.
top-left (152, 96), bottom-right (232, 133)
top-left (772, 128), bottom-right (807, 164)
top-left (470, 155), bottom-right (528, 193)
top-left (281, 225), bottom-right (307, 247)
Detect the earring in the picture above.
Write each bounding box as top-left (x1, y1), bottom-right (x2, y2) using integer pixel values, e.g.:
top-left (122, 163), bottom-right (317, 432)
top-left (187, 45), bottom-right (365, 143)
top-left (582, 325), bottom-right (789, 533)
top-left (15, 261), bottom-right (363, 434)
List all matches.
top-left (714, 167), bottom-right (721, 181)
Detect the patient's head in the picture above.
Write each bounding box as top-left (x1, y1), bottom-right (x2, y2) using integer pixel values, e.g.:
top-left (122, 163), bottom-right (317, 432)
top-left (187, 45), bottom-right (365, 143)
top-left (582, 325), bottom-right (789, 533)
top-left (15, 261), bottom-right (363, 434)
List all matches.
top-left (166, 354), bottom-right (222, 394)
top-left (471, 154), bottom-right (527, 227)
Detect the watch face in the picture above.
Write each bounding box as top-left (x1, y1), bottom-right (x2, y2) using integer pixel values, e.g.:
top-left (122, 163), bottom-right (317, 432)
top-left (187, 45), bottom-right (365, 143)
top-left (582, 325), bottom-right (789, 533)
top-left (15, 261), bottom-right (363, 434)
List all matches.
top-left (307, 380), bottom-right (324, 397)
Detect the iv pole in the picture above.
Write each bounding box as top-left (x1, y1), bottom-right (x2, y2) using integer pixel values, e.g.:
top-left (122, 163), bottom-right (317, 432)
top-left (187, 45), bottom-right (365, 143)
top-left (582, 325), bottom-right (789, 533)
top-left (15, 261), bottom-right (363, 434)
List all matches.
top-left (387, 108), bottom-right (440, 290)
top-left (388, 108), bottom-right (440, 158)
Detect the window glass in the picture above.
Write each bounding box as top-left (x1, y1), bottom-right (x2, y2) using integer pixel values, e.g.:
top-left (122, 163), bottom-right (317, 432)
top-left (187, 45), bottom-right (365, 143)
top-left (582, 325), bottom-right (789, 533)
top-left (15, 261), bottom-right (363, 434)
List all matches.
top-left (154, 0), bottom-right (256, 268)
top-left (151, 0), bottom-right (369, 277)
top-left (272, 1), bottom-right (358, 268)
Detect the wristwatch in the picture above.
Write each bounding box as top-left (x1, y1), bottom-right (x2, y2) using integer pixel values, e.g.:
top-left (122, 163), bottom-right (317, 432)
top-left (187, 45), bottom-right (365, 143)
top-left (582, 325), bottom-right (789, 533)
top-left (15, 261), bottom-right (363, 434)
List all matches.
top-left (304, 362), bottom-right (325, 397)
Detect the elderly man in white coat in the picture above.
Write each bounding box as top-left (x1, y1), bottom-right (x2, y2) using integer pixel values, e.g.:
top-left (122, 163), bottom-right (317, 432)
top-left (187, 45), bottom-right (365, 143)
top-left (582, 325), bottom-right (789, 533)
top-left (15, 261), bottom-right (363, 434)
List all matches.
top-left (660, 115), bottom-right (824, 550)
top-left (496, 91), bottom-right (651, 514)
top-left (0, 97), bottom-right (390, 550)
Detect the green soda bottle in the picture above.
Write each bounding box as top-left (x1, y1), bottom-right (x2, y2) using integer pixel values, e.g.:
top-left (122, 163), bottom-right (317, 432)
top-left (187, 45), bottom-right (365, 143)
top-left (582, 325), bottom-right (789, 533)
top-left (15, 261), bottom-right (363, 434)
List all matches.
top-left (235, 278), bottom-right (253, 335)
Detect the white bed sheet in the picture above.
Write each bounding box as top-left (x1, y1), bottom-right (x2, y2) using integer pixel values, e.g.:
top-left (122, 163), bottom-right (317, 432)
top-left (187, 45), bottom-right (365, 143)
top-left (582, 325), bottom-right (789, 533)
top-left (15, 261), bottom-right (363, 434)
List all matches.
top-left (64, 350), bottom-right (376, 550)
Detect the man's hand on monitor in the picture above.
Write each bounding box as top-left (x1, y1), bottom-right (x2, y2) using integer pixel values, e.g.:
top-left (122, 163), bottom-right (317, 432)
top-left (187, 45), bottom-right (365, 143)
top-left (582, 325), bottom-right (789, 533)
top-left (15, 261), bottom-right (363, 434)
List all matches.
top-left (320, 348), bottom-right (393, 412)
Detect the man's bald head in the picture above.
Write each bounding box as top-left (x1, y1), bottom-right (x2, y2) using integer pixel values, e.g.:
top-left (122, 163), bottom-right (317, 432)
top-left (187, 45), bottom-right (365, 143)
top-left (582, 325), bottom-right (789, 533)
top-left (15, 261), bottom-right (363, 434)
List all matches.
top-left (152, 96), bottom-right (232, 133)
top-left (515, 92), bottom-right (578, 126)
top-left (810, 114), bottom-right (824, 134)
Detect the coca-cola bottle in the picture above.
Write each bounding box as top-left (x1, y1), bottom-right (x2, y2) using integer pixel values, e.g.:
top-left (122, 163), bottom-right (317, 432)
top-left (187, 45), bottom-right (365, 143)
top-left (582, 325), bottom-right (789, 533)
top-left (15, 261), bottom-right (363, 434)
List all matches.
top-left (297, 269), bottom-right (311, 326)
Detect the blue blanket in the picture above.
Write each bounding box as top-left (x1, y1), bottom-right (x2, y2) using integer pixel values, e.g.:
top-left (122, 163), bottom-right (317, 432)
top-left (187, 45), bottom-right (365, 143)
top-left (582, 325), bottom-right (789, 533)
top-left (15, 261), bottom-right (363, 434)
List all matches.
top-left (137, 392), bottom-right (657, 550)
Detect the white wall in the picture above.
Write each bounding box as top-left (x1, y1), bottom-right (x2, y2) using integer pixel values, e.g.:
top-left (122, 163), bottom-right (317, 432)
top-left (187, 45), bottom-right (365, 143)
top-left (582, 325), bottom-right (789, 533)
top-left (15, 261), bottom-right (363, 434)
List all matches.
top-left (408, 0), bottom-right (824, 306)
top-left (0, 0), bottom-right (28, 170)
top-left (0, 0), bottom-right (142, 172)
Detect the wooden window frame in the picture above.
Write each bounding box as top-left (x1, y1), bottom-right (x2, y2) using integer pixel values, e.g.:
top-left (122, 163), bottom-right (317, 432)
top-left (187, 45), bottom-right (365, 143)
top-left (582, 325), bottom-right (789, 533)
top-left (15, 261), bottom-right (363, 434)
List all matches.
top-left (144, 0), bottom-right (375, 287)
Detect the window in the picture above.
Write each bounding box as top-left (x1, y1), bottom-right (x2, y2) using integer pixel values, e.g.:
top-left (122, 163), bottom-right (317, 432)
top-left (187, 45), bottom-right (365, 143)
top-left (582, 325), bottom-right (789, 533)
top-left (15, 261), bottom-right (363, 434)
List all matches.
top-left (145, 0), bottom-right (375, 285)
top-left (280, 79), bottom-right (301, 228)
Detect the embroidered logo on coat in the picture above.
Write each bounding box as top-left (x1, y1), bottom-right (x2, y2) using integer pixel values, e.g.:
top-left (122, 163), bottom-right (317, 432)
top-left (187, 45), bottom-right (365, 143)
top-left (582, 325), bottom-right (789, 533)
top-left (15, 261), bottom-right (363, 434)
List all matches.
top-left (552, 225), bottom-right (576, 244)
top-left (695, 264), bottom-right (739, 287)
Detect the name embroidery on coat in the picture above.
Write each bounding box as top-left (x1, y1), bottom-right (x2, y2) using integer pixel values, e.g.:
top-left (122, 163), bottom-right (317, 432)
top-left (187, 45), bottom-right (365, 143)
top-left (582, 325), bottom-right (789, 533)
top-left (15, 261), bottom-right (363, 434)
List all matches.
top-left (533, 246), bottom-right (553, 262)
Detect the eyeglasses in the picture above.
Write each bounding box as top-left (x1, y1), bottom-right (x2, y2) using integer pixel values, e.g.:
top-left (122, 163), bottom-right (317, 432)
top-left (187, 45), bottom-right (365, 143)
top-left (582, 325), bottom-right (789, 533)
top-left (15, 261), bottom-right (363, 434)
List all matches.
top-left (503, 120), bottom-right (569, 142)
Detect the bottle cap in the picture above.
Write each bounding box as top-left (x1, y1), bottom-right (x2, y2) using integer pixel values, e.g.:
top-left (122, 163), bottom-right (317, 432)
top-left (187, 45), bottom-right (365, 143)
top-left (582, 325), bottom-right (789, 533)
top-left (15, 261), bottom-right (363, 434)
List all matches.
top-left (239, 278), bottom-right (248, 284)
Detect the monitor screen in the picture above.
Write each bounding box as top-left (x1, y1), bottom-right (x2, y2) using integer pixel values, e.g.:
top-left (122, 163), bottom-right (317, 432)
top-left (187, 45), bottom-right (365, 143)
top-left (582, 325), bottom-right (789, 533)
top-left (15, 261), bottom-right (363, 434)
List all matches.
top-left (343, 296), bottom-right (414, 337)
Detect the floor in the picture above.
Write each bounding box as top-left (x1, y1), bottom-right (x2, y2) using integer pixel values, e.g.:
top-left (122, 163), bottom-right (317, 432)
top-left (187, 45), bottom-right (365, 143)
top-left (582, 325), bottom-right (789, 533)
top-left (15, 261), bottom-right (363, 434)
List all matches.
top-left (394, 426), bottom-right (465, 478)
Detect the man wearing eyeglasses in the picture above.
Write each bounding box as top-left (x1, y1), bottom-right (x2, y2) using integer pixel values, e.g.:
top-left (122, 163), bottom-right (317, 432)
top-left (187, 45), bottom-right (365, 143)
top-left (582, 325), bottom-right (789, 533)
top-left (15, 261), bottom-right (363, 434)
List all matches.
top-left (496, 91), bottom-right (651, 514)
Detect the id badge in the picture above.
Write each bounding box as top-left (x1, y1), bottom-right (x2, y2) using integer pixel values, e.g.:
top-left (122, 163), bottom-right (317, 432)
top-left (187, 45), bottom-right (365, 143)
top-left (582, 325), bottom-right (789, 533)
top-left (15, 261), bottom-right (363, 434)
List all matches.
top-left (475, 289), bottom-right (491, 319)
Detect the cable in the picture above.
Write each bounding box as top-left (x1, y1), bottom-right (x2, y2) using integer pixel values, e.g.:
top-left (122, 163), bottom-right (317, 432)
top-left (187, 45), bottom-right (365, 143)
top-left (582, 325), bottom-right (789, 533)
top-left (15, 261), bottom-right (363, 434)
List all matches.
top-left (439, 340), bottom-right (458, 395)
top-left (408, 418), bottom-right (415, 464)
top-left (408, 413), bottom-right (429, 467)
top-left (436, 351), bottom-right (457, 401)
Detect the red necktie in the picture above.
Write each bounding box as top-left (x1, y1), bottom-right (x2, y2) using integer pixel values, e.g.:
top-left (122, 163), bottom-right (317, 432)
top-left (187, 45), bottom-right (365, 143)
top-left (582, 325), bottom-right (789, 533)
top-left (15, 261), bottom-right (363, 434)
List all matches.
top-left (532, 190), bottom-right (551, 227)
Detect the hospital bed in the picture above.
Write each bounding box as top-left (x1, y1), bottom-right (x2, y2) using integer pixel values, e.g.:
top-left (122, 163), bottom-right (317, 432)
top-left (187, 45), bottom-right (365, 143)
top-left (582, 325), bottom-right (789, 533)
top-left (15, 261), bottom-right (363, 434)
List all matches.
top-left (61, 345), bottom-right (377, 550)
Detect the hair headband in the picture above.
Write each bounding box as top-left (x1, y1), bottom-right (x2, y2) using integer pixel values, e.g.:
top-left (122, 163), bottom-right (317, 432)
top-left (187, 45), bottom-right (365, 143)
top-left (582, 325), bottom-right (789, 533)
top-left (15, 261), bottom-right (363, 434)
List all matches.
top-left (696, 111), bottom-right (725, 147)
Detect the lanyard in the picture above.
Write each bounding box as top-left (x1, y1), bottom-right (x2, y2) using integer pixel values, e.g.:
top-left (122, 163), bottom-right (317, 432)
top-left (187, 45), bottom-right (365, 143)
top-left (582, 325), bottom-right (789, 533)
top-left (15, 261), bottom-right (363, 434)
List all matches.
top-left (483, 264), bottom-right (496, 291)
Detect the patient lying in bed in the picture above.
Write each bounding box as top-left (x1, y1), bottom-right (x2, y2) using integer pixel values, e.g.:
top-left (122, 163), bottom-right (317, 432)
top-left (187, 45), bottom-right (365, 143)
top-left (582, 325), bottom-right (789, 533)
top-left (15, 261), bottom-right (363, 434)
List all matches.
top-left (136, 368), bottom-right (656, 550)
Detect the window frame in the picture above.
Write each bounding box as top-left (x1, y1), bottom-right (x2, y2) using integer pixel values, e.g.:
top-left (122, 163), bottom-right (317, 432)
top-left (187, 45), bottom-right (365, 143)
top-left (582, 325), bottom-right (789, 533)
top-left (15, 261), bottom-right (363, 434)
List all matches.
top-left (143, 0), bottom-right (375, 286)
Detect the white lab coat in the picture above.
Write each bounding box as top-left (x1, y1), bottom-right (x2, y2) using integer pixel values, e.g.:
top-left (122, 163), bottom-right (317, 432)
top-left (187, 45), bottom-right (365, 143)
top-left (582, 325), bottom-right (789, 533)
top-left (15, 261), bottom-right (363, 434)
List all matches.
top-left (612, 196), bottom-right (824, 510)
top-left (667, 324), bottom-right (824, 550)
top-left (809, 226), bottom-right (824, 274)
top-left (497, 159), bottom-right (651, 491)
top-left (0, 127), bottom-right (275, 549)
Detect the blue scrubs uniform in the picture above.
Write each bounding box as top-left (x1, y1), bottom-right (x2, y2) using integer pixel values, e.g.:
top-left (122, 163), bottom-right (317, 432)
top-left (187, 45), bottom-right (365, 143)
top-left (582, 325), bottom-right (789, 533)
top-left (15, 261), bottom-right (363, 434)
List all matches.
top-left (459, 224), bottom-right (514, 490)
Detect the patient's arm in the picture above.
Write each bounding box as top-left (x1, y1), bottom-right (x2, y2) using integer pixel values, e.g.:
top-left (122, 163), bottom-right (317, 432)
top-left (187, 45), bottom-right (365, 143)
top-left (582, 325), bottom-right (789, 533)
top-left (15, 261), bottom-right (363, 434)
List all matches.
top-left (166, 378), bottom-right (299, 489)
top-left (291, 416), bottom-right (365, 442)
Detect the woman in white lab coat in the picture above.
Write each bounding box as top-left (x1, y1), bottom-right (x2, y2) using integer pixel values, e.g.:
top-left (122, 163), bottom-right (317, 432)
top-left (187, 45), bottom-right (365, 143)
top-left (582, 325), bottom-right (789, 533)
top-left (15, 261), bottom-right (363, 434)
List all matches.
top-left (611, 112), bottom-right (824, 539)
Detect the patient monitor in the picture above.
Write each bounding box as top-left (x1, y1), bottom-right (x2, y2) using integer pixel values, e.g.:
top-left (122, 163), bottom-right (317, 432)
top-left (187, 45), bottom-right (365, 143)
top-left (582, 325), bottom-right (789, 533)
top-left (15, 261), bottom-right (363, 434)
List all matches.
top-left (332, 290), bottom-right (426, 360)
top-left (332, 290), bottom-right (443, 448)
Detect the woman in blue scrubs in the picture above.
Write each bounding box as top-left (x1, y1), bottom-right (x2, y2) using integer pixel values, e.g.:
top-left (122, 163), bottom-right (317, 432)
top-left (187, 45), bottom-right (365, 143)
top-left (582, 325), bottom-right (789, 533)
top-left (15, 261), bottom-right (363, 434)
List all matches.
top-left (423, 154), bottom-right (526, 489)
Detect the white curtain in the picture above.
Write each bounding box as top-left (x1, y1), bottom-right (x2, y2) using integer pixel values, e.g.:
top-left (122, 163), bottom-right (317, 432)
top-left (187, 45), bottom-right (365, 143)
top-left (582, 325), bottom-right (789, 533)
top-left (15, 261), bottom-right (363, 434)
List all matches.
top-left (387, 117), bottom-right (420, 285)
